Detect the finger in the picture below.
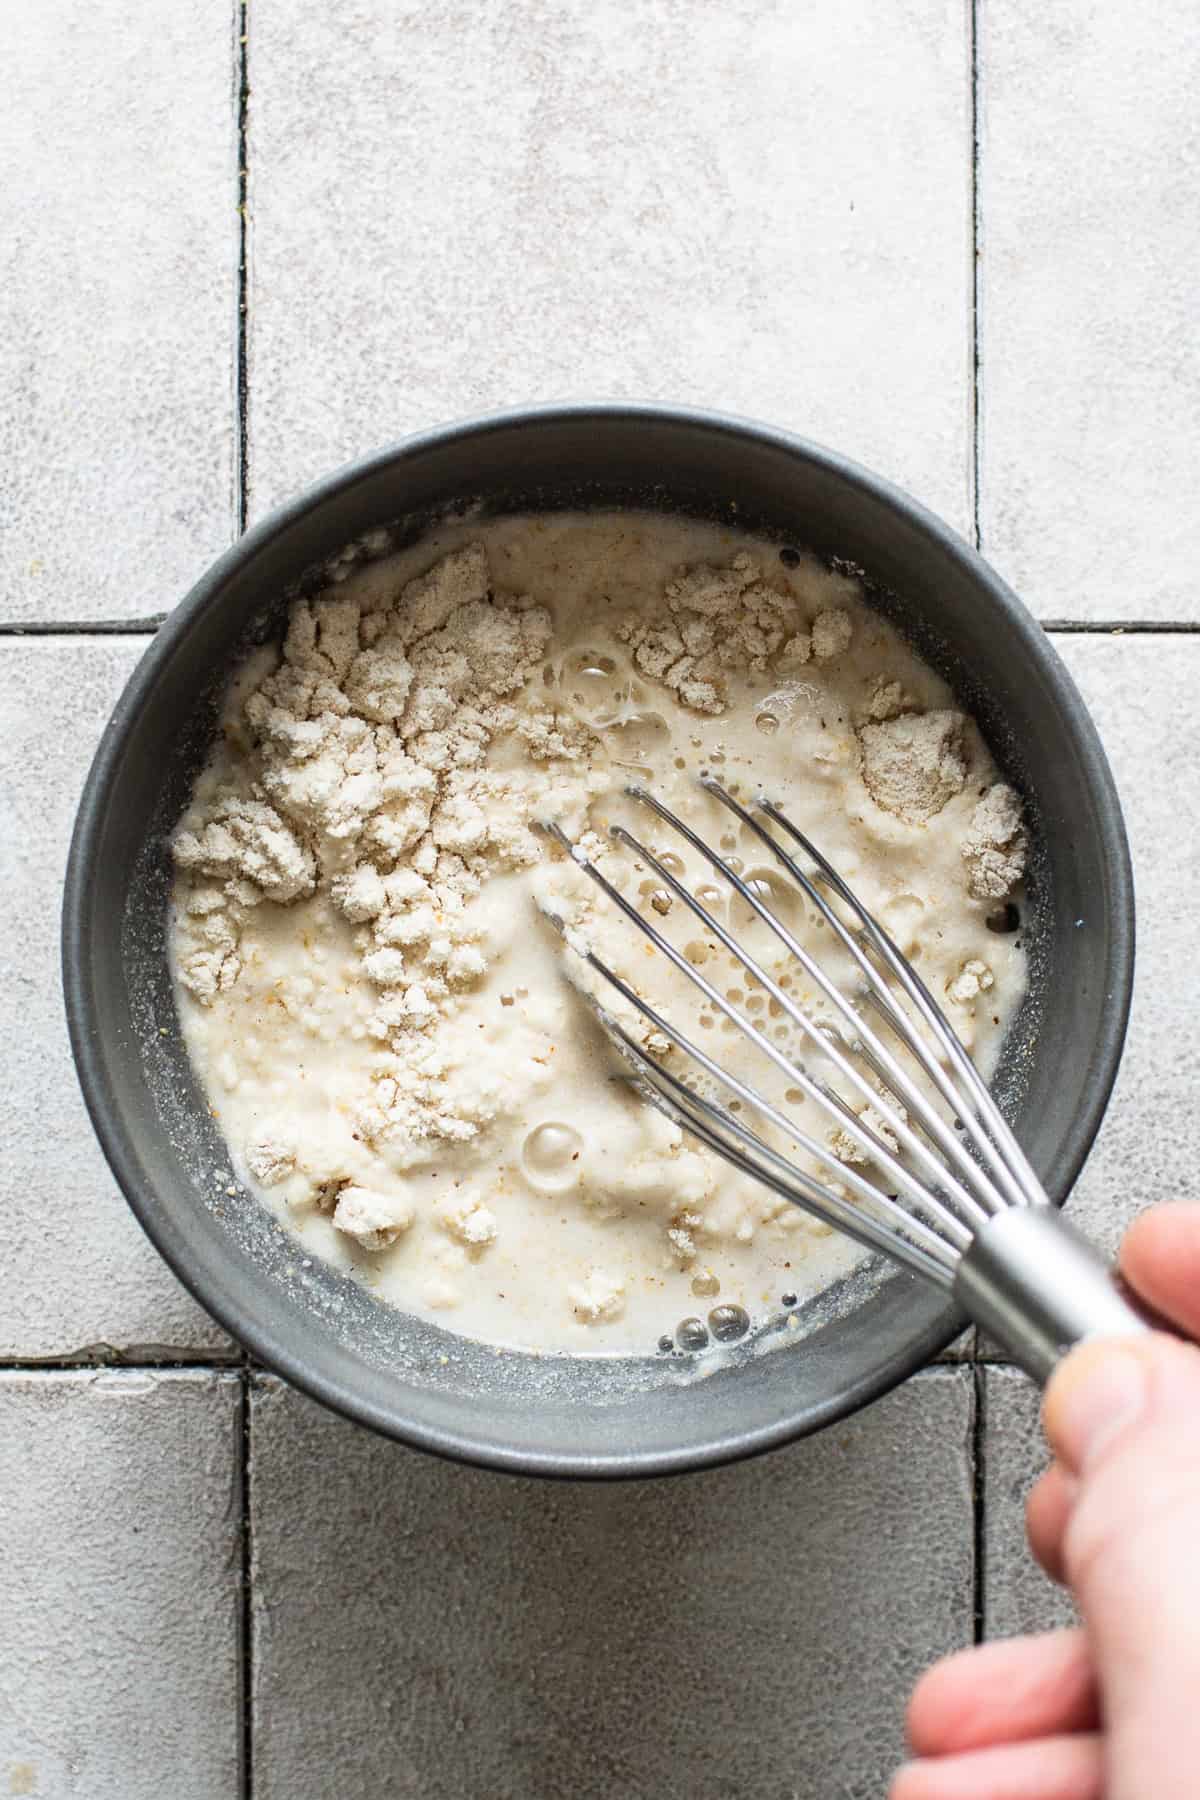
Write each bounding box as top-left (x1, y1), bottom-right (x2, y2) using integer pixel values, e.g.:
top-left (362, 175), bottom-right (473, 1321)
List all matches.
top-left (1044, 1334), bottom-right (1200, 1795)
top-left (1121, 1201), bottom-right (1200, 1338)
top-left (907, 1630), bottom-right (1097, 1756)
top-left (1025, 1462), bottom-right (1077, 1583)
top-left (891, 1733), bottom-right (1103, 1800)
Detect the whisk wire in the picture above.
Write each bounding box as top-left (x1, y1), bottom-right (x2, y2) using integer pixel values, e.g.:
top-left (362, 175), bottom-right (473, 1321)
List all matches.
top-left (754, 793), bottom-right (1043, 1210)
top-left (614, 822), bottom-right (993, 1230)
top-left (704, 782), bottom-right (993, 1144)
top-left (545, 819), bottom-right (981, 1246)
top-left (697, 779), bottom-right (1033, 1213)
top-left (541, 780), bottom-right (1041, 1266)
top-left (546, 901), bottom-right (969, 1267)
top-left (613, 794), bottom-right (1007, 1224)
top-left (607, 1018), bottom-right (959, 1286)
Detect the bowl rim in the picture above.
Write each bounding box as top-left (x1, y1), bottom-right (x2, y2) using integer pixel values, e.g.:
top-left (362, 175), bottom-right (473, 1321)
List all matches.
top-left (61, 401), bottom-right (1136, 1477)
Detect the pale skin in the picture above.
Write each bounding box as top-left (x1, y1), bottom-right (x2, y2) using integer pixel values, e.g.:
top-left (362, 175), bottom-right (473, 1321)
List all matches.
top-left (892, 1200), bottom-right (1200, 1800)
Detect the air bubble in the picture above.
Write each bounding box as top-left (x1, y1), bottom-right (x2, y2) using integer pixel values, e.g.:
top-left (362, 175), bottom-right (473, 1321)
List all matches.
top-left (691, 1269), bottom-right (720, 1297)
top-left (755, 711), bottom-right (780, 736)
top-left (521, 1122), bottom-right (583, 1192)
top-left (567, 651), bottom-right (617, 703)
top-left (731, 869), bottom-right (803, 943)
top-left (708, 1304), bottom-right (750, 1343)
top-left (676, 1316), bottom-right (710, 1352)
top-left (604, 712), bottom-right (671, 763)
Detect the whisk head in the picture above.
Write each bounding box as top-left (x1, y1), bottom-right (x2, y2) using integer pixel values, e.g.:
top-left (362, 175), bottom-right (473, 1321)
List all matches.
top-left (539, 776), bottom-right (1047, 1293)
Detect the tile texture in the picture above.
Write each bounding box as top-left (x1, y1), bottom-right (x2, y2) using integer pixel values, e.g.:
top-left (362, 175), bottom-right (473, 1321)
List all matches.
top-left (250, 1368), bottom-right (974, 1800)
top-left (0, 0), bottom-right (236, 623)
top-left (0, 640), bottom-right (229, 1356)
top-left (1053, 636), bottom-right (1198, 1257)
top-left (980, 1), bottom-right (1200, 620)
top-left (248, 0), bottom-right (973, 530)
top-left (0, 1371), bottom-right (241, 1796)
top-left (982, 1365), bottom-right (1074, 1637)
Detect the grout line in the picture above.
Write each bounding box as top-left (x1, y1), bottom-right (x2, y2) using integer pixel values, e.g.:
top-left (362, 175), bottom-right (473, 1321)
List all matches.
top-left (235, 3), bottom-right (254, 1773)
top-left (235, 0), bottom-right (250, 537)
top-left (0, 1355), bottom-right (238, 1372)
top-left (971, 1361), bottom-right (986, 1643)
top-left (0, 619), bottom-right (165, 637)
top-left (1043, 619), bottom-right (1200, 634)
top-left (239, 1361), bottom-right (254, 1800)
top-left (969, 0), bottom-right (982, 552)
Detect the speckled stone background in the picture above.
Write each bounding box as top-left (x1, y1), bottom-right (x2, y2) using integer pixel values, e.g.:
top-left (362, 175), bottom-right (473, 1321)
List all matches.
top-left (2, 2), bottom-right (1195, 1795)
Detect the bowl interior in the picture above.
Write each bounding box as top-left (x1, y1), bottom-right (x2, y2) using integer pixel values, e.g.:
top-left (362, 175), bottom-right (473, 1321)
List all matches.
top-left (64, 408), bottom-right (1132, 1475)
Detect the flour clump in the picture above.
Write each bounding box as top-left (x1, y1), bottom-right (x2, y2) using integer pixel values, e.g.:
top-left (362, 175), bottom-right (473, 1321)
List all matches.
top-left (331, 1185), bottom-right (416, 1251)
top-left (961, 783), bottom-right (1028, 899)
top-left (857, 709), bottom-right (967, 825)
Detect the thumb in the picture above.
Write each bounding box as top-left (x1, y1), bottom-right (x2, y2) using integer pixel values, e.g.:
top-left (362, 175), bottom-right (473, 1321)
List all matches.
top-left (1043, 1334), bottom-right (1200, 1800)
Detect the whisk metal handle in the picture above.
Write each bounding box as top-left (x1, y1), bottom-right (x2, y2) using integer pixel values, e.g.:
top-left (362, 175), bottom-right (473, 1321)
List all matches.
top-left (955, 1206), bottom-right (1150, 1385)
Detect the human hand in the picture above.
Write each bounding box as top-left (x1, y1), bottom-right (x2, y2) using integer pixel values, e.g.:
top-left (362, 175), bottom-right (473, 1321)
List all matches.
top-left (891, 1199), bottom-right (1200, 1800)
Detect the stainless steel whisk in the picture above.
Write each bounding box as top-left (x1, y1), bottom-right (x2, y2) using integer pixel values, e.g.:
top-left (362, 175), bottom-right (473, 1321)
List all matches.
top-left (541, 777), bottom-right (1146, 1383)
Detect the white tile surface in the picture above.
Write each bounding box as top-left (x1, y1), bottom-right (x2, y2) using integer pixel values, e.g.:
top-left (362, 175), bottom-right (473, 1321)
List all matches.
top-left (247, 0), bottom-right (973, 531)
top-left (250, 1368), bottom-right (974, 1799)
top-left (0, 0), bottom-right (236, 623)
top-left (982, 1365), bottom-right (1075, 1638)
top-left (980, 1), bottom-right (1200, 621)
top-left (4, 0), bottom-right (1197, 1762)
top-left (0, 639), bottom-right (230, 1356)
top-left (0, 1371), bottom-right (241, 1797)
top-left (1054, 636), bottom-right (1199, 1256)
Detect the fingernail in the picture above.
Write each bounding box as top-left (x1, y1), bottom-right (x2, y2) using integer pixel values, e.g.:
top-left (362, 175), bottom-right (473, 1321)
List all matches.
top-left (1044, 1341), bottom-right (1148, 1472)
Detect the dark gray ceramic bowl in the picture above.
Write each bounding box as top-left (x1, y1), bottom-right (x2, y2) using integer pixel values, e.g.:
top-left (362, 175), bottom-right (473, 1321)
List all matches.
top-left (62, 404), bottom-right (1133, 1477)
